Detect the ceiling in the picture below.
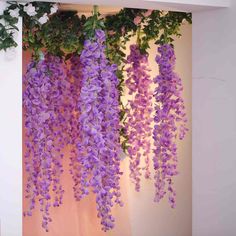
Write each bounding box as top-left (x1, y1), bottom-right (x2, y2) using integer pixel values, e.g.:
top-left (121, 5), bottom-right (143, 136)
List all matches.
top-left (24, 0), bottom-right (230, 12)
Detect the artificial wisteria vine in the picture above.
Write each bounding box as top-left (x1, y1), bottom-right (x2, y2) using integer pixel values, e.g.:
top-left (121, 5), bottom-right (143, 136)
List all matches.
top-left (23, 54), bottom-right (73, 231)
top-left (126, 44), bottom-right (153, 191)
top-left (20, 3), bottom-right (190, 233)
top-left (66, 55), bottom-right (83, 201)
top-left (77, 29), bottom-right (122, 231)
top-left (153, 44), bottom-right (188, 208)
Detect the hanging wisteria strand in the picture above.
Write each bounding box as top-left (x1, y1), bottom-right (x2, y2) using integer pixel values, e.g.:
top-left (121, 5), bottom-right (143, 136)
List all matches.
top-left (126, 44), bottom-right (153, 191)
top-left (66, 55), bottom-right (83, 201)
top-left (153, 44), bottom-right (188, 208)
top-left (23, 55), bottom-right (70, 231)
top-left (77, 29), bottom-right (122, 231)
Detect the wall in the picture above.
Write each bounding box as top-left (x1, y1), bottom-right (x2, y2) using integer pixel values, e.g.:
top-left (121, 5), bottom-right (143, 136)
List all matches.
top-left (22, 22), bottom-right (192, 236)
top-left (0, 2), bottom-right (22, 236)
top-left (37, 0), bottom-right (230, 12)
top-left (192, 2), bottom-right (236, 236)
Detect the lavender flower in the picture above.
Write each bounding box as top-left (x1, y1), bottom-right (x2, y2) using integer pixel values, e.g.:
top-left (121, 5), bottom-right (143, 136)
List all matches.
top-left (23, 54), bottom-right (72, 231)
top-left (77, 29), bottom-right (122, 231)
top-left (65, 55), bottom-right (84, 201)
top-left (126, 44), bottom-right (153, 191)
top-left (153, 44), bottom-right (188, 208)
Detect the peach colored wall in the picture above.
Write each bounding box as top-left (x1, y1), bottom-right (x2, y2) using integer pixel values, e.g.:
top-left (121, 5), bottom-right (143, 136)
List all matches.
top-left (23, 23), bottom-right (192, 236)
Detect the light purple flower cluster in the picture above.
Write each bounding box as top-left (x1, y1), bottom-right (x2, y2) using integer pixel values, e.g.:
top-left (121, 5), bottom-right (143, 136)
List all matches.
top-left (23, 54), bottom-right (72, 231)
top-left (66, 55), bottom-right (83, 200)
top-left (126, 44), bottom-right (153, 191)
top-left (23, 36), bottom-right (188, 231)
top-left (77, 29), bottom-right (122, 231)
top-left (153, 44), bottom-right (188, 208)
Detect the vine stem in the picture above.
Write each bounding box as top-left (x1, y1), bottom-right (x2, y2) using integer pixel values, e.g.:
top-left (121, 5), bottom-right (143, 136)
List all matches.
top-left (164, 29), bottom-right (168, 44)
top-left (92, 5), bottom-right (98, 30)
top-left (93, 5), bottom-right (98, 17)
top-left (136, 27), bottom-right (141, 46)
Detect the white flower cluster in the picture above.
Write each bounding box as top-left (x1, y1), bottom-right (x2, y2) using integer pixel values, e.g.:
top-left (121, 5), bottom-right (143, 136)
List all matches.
top-left (40, 4), bottom-right (59, 25)
top-left (24, 3), bottom-right (37, 17)
top-left (8, 3), bottom-right (58, 25)
top-left (50, 4), bottom-right (58, 15)
top-left (38, 13), bottom-right (49, 25)
top-left (9, 8), bottom-right (19, 18)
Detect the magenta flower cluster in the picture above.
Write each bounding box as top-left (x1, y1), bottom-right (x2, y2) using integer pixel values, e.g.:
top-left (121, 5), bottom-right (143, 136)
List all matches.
top-left (153, 44), bottom-right (188, 208)
top-left (76, 29), bottom-right (122, 231)
top-left (126, 44), bottom-right (153, 191)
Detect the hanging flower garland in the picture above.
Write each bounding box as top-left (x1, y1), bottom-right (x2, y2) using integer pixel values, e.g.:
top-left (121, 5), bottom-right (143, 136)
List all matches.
top-left (23, 54), bottom-right (72, 231)
top-left (77, 29), bottom-right (122, 231)
top-left (66, 54), bottom-right (83, 201)
top-left (126, 44), bottom-right (153, 191)
top-left (153, 44), bottom-right (188, 208)
top-left (18, 3), bottom-right (191, 232)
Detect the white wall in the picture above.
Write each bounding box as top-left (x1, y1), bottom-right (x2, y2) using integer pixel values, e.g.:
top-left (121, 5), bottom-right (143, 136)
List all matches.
top-left (0, 2), bottom-right (22, 236)
top-left (192, 2), bottom-right (236, 236)
top-left (36, 0), bottom-right (230, 12)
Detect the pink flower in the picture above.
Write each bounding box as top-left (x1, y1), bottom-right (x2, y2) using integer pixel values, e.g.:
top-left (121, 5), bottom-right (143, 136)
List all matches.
top-left (126, 45), bottom-right (153, 191)
top-left (143, 10), bottom-right (153, 17)
top-left (153, 44), bottom-right (188, 208)
top-left (121, 26), bottom-right (125, 35)
top-left (108, 30), bottom-right (116, 36)
top-left (134, 16), bottom-right (142, 25)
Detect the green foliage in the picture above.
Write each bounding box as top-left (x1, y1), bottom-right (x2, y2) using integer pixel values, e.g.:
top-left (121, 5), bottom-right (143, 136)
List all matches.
top-left (139, 10), bottom-right (192, 52)
top-left (0, 1), bottom-right (19, 50)
top-left (105, 8), bottom-right (145, 37)
top-left (24, 11), bottom-right (86, 58)
top-left (22, 2), bottom-right (57, 59)
top-left (154, 11), bottom-right (192, 45)
top-left (83, 5), bottom-right (105, 39)
top-left (1, 3), bottom-right (192, 56)
top-left (0, 1), bottom-right (56, 52)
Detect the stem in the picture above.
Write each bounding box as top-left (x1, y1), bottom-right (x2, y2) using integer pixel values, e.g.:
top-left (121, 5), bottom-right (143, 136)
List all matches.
top-left (136, 27), bottom-right (141, 46)
top-left (92, 5), bottom-right (98, 30)
top-left (93, 5), bottom-right (98, 17)
top-left (164, 29), bottom-right (168, 44)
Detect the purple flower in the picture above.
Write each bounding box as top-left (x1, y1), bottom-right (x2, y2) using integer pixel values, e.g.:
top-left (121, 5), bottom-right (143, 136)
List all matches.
top-left (76, 29), bottom-right (122, 231)
top-left (126, 44), bottom-right (153, 191)
top-left (23, 54), bottom-right (80, 231)
top-left (153, 44), bottom-right (188, 208)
